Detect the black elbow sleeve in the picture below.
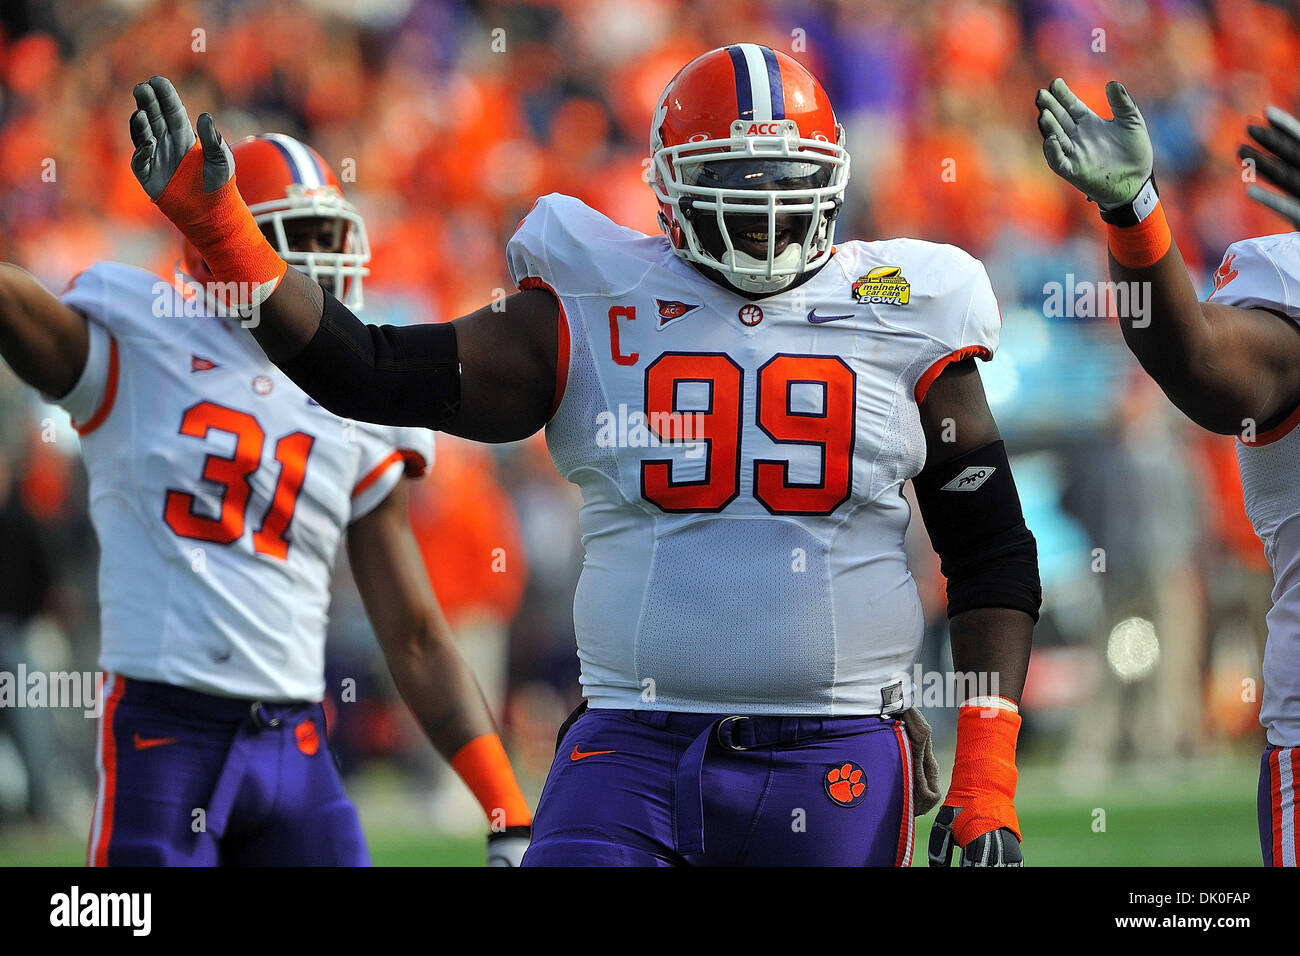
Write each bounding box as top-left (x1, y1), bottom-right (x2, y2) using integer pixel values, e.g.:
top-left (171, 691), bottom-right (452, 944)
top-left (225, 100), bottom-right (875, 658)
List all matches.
top-left (912, 439), bottom-right (1042, 622)
top-left (277, 290), bottom-right (461, 428)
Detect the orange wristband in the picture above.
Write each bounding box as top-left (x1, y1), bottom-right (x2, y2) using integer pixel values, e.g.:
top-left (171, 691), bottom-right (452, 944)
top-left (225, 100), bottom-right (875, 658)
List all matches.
top-left (1106, 201), bottom-right (1172, 269)
top-left (156, 140), bottom-right (287, 308)
top-left (450, 733), bottom-right (532, 828)
top-left (945, 700), bottom-right (1021, 843)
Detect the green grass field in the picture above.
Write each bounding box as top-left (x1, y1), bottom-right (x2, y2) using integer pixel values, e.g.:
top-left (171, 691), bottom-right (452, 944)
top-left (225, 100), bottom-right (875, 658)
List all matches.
top-left (0, 752), bottom-right (1263, 866)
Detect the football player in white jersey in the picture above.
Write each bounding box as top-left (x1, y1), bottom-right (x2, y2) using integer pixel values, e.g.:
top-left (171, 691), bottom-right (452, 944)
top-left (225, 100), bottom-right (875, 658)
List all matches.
top-left (1037, 78), bottom-right (1300, 865)
top-left (128, 45), bottom-right (1041, 867)
top-left (0, 134), bottom-right (532, 865)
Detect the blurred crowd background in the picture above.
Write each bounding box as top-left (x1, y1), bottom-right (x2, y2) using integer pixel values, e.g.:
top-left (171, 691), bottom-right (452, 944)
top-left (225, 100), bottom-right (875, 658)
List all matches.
top-left (0, 0), bottom-right (1295, 845)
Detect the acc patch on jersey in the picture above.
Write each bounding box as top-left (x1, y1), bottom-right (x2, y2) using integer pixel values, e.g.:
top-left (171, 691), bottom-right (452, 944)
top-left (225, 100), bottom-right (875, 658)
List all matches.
top-left (825, 761), bottom-right (868, 807)
top-left (655, 298), bottom-right (702, 328)
top-left (852, 266), bottom-right (911, 306)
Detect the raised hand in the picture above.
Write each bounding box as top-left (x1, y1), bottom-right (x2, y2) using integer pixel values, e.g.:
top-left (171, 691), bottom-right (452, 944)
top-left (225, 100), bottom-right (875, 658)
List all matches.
top-left (128, 76), bottom-right (284, 312)
top-left (1036, 78), bottom-right (1154, 210)
top-left (129, 76), bottom-right (233, 205)
top-left (1240, 105), bottom-right (1300, 230)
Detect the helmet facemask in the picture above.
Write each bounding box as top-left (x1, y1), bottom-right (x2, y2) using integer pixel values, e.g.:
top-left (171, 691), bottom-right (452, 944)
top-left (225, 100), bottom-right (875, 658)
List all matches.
top-left (653, 119), bottom-right (849, 295)
top-left (250, 185), bottom-right (370, 310)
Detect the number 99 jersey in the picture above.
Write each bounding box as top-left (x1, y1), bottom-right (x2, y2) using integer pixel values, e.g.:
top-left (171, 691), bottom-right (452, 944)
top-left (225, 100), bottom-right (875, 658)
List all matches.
top-left (56, 262), bottom-right (434, 702)
top-left (508, 194), bottom-right (1000, 715)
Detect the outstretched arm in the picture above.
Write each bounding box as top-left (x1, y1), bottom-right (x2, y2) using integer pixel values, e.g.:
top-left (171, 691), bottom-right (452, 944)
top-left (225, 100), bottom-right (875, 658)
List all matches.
top-left (262, 268), bottom-right (559, 442)
top-left (1036, 78), bottom-right (1300, 435)
top-left (0, 263), bottom-right (88, 399)
top-left (128, 76), bottom-right (559, 440)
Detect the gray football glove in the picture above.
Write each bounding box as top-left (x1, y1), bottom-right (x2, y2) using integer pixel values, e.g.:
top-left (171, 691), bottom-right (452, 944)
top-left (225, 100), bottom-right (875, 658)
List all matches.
top-left (129, 75), bottom-right (233, 203)
top-left (1036, 77), bottom-right (1154, 210)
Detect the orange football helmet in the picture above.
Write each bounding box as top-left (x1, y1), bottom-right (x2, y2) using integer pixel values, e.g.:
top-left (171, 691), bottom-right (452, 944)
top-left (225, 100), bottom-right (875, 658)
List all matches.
top-left (650, 44), bottom-right (850, 294)
top-left (180, 133), bottom-right (370, 309)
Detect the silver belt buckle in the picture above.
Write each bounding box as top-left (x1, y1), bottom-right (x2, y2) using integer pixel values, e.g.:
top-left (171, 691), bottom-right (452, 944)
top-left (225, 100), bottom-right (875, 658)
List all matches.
top-left (716, 715), bottom-right (751, 750)
top-left (250, 702), bottom-right (281, 729)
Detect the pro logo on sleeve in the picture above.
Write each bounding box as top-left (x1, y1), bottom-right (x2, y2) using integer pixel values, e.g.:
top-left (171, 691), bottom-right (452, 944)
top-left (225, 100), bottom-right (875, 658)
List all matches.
top-left (825, 761), bottom-right (867, 807)
top-left (941, 466), bottom-right (996, 492)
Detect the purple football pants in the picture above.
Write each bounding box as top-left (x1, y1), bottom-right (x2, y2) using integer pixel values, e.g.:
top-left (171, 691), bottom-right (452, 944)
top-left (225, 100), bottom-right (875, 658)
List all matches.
top-left (88, 674), bottom-right (369, 866)
top-left (523, 707), bottom-right (914, 866)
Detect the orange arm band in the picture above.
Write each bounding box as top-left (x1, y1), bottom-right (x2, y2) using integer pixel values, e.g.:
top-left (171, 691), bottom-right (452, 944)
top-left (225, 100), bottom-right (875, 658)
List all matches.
top-left (450, 733), bottom-right (532, 828)
top-left (1106, 201), bottom-right (1172, 270)
top-left (944, 699), bottom-right (1021, 843)
top-left (155, 141), bottom-right (287, 307)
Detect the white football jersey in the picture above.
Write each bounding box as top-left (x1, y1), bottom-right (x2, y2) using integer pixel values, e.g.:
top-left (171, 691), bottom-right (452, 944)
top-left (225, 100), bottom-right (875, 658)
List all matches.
top-left (57, 262), bottom-right (434, 702)
top-left (508, 194), bottom-right (1000, 714)
top-left (1208, 234), bottom-right (1300, 747)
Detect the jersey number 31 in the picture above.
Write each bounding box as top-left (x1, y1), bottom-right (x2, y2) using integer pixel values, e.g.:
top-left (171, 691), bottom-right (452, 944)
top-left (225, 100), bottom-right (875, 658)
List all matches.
top-left (163, 401), bottom-right (315, 560)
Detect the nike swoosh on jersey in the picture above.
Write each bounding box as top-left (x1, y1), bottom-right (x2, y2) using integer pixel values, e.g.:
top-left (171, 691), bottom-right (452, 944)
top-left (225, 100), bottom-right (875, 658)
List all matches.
top-left (807, 309), bottom-right (855, 324)
top-left (133, 734), bottom-right (179, 751)
top-left (569, 745), bottom-right (616, 761)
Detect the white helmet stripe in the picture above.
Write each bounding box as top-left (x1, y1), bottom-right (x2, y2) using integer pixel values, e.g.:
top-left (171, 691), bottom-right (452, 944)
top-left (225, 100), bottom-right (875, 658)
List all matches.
top-left (265, 133), bottom-right (324, 189)
top-left (738, 43), bottom-right (773, 122)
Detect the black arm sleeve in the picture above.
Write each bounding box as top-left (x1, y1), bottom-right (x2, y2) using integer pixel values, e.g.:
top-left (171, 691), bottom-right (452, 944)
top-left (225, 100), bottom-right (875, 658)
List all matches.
top-left (276, 290), bottom-right (461, 428)
top-left (912, 439), bottom-right (1042, 622)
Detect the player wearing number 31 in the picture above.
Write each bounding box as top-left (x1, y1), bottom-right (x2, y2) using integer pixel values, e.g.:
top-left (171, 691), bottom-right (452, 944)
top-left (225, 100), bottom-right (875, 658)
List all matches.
top-left (0, 133), bottom-right (532, 865)
top-left (129, 44), bottom-right (1041, 866)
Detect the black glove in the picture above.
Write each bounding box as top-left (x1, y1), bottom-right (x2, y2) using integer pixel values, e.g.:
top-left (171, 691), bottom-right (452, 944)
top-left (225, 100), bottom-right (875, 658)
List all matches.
top-left (927, 805), bottom-right (1023, 867)
top-left (1240, 106), bottom-right (1300, 229)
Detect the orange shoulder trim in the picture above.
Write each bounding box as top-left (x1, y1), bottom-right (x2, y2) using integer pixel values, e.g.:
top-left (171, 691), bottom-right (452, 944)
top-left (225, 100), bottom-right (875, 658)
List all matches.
top-left (915, 345), bottom-right (990, 404)
top-left (73, 335), bottom-right (120, 437)
top-left (1240, 401), bottom-right (1300, 448)
top-left (518, 276), bottom-right (569, 419)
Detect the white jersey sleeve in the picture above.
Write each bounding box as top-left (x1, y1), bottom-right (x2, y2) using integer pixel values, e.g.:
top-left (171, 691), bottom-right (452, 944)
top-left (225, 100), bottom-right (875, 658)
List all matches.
top-left (56, 262), bottom-right (178, 431)
top-left (507, 193), bottom-right (657, 298)
top-left (859, 238), bottom-right (1001, 402)
top-left (1206, 233), bottom-right (1300, 320)
top-left (349, 425), bottom-right (435, 521)
top-left (52, 316), bottom-right (113, 428)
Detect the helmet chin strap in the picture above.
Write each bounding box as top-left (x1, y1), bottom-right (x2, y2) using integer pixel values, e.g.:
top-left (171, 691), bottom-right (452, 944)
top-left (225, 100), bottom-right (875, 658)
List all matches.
top-left (716, 245), bottom-right (801, 293)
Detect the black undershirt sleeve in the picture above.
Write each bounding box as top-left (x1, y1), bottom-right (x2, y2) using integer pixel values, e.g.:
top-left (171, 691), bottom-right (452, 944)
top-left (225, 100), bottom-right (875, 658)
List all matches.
top-left (276, 290), bottom-right (461, 428)
top-left (912, 439), bottom-right (1042, 622)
